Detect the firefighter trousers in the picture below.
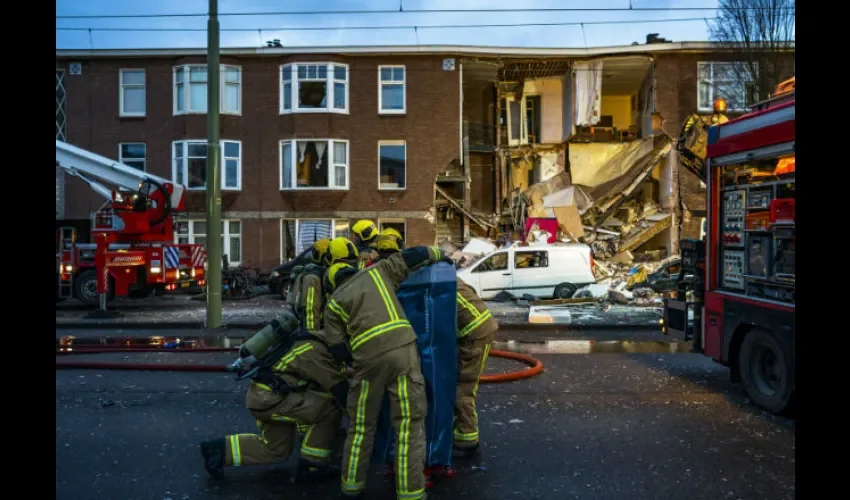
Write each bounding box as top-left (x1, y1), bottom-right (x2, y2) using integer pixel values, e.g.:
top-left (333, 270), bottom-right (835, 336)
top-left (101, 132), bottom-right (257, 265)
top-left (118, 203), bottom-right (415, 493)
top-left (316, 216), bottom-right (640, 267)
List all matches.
top-left (453, 338), bottom-right (492, 449)
top-left (225, 383), bottom-right (342, 468)
top-left (341, 343), bottom-right (427, 500)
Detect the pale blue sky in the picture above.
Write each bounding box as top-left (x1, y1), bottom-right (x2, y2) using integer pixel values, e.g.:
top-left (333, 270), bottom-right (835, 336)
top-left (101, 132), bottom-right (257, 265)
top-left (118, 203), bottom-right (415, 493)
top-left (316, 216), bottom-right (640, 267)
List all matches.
top-left (56, 0), bottom-right (723, 49)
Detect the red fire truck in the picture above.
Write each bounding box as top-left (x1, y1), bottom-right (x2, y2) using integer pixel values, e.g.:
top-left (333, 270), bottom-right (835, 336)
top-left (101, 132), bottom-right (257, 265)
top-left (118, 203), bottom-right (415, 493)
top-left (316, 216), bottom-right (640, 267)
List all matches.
top-left (56, 140), bottom-right (207, 308)
top-left (663, 79), bottom-right (795, 415)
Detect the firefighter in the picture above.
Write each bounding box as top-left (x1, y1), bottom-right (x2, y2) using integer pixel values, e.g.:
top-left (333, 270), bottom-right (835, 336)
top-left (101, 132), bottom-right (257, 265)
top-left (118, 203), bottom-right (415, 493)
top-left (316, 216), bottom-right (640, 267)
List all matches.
top-left (297, 239), bottom-right (331, 331)
top-left (200, 321), bottom-right (348, 482)
top-left (375, 227), bottom-right (404, 259)
top-left (318, 245), bottom-right (450, 500)
top-left (350, 220), bottom-right (379, 269)
top-left (680, 97), bottom-right (729, 139)
top-left (452, 277), bottom-right (499, 457)
top-left (285, 265), bottom-right (305, 307)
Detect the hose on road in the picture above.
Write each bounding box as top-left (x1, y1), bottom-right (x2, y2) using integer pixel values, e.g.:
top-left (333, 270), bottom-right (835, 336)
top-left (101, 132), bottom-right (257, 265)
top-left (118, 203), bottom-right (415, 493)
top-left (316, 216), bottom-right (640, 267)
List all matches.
top-left (55, 347), bottom-right (544, 383)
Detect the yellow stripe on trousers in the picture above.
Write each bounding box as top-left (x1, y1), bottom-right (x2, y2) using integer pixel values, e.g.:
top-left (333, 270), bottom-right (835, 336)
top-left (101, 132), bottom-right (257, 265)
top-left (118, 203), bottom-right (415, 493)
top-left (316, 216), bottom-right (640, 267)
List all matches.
top-left (472, 344), bottom-right (492, 398)
top-left (306, 287), bottom-right (315, 330)
top-left (396, 375), bottom-right (410, 495)
top-left (345, 380), bottom-right (370, 488)
top-left (230, 435), bottom-right (242, 466)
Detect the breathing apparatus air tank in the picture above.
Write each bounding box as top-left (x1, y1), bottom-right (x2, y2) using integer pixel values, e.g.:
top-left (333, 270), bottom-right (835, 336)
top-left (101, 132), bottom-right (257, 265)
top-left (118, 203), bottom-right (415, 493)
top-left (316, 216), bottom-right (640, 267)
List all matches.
top-left (228, 307), bottom-right (299, 377)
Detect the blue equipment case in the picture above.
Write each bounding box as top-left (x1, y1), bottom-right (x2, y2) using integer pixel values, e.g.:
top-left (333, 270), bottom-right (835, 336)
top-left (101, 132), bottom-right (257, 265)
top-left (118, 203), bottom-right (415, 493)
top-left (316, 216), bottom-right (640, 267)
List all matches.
top-left (371, 262), bottom-right (458, 468)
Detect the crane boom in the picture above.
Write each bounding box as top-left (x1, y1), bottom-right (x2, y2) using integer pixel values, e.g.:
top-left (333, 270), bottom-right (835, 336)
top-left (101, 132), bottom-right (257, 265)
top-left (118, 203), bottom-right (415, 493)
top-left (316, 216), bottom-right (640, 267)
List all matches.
top-left (55, 140), bottom-right (185, 209)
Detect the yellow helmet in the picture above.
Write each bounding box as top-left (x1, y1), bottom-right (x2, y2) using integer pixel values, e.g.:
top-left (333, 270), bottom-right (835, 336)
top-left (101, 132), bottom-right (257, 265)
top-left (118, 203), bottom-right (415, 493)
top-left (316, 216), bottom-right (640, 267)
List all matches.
top-left (310, 238), bottom-right (331, 264)
top-left (326, 262), bottom-right (356, 291)
top-left (713, 97), bottom-right (727, 114)
top-left (327, 237), bottom-right (358, 265)
top-left (351, 220), bottom-right (378, 243)
top-left (376, 228), bottom-right (404, 253)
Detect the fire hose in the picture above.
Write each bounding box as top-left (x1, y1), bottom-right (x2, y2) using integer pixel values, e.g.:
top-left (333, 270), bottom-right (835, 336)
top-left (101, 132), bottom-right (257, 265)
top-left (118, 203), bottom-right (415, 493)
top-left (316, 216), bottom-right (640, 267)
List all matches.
top-left (55, 347), bottom-right (544, 383)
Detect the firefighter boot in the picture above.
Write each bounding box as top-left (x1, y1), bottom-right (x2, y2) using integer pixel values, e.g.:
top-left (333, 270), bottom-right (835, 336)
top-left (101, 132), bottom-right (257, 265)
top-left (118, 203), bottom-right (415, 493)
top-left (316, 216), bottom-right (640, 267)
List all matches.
top-left (200, 438), bottom-right (226, 478)
top-left (451, 442), bottom-right (480, 459)
top-left (296, 460), bottom-right (340, 483)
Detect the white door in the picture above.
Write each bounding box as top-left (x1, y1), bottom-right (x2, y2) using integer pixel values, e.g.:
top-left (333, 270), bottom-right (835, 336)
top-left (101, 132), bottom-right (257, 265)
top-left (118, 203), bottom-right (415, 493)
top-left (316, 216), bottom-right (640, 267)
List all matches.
top-left (469, 251), bottom-right (512, 299)
top-left (505, 95), bottom-right (528, 146)
top-left (511, 250), bottom-right (554, 297)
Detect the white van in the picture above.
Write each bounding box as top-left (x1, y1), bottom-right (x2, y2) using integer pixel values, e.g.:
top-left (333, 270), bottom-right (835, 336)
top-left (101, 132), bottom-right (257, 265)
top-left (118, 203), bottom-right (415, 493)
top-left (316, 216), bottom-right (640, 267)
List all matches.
top-left (456, 243), bottom-right (596, 300)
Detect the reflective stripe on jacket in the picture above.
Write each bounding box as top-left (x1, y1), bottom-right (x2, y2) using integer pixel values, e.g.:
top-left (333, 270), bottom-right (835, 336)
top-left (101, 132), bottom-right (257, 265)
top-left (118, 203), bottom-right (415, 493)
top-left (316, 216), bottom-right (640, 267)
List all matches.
top-left (456, 278), bottom-right (498, 342)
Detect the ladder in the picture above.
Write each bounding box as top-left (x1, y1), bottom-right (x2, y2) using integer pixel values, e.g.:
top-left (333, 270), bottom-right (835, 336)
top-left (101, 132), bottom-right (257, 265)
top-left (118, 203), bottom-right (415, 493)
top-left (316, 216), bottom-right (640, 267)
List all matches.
top-left (57, 226), bottom-right (76, 299)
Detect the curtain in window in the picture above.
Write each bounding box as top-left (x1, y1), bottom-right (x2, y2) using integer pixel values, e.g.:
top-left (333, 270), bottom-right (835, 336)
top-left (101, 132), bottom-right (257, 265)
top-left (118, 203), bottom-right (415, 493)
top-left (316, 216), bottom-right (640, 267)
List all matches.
top-left (574, 60), bottom-right (603, 126)
top-left (297, 220), bottom-right (333, 254)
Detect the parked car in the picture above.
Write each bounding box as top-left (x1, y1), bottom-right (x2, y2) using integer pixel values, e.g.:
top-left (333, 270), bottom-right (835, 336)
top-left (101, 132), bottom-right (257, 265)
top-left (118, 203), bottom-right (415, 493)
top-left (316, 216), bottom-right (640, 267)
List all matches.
top-left (456, 243), bottom-right (596, 300)
top-left (268, 248), bottom-right (313, 296)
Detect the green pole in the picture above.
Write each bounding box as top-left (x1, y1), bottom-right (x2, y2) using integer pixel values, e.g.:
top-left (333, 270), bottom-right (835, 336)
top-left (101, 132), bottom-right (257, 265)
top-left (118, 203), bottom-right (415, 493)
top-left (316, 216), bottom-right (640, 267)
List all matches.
top-left (205, 0), bottom-right (222, 328)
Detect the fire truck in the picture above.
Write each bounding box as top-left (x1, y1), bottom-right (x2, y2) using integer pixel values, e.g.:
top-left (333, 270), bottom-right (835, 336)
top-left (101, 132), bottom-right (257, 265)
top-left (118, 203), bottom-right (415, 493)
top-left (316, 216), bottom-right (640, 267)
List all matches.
top-left (663, 78), bottom-right (795, 415)
top-left (56, 140), bottom-right (207, 307)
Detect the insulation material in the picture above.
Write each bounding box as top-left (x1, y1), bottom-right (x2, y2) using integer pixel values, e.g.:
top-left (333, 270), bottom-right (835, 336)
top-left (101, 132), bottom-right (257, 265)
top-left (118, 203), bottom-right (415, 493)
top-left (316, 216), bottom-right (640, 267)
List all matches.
top-left (539, 151), bottom-right (562, 182)
top-left (553, 205), bottom-right (585, 240)
top-left (523, 171), bottom-right (572, 207)
top-left (542, 185), bottom-right (594, 214)
top-left (462, 238), bottom-right (497, 256)
top-left (569, 139), bottom-right (655, 191)
top-left (574, 60), bottom-right (603, 126)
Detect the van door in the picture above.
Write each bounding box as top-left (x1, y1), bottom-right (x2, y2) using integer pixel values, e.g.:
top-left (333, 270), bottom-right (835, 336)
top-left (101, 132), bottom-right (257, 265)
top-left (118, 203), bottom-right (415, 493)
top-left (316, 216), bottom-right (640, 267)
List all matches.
top-left (470, 250), bottom-right (511, 300)
top-left (512, 249), bottom-right (554, 298)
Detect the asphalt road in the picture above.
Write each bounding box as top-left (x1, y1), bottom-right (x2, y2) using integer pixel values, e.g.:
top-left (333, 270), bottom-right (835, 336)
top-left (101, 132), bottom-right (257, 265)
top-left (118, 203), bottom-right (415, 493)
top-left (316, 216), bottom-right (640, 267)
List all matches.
top-left (56, 345), bottom-right (795, 500)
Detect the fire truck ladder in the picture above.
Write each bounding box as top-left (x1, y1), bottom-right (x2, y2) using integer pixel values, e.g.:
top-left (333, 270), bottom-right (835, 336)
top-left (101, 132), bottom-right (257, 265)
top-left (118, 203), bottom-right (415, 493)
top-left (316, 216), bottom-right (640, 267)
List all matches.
top-left (57, 226), bottom-right (76, 299)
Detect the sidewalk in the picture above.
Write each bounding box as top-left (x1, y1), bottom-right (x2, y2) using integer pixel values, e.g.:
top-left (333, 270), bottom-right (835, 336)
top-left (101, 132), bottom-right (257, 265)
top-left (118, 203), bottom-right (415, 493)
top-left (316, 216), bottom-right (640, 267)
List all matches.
top-left (55, 295), bottom-right (662, 330)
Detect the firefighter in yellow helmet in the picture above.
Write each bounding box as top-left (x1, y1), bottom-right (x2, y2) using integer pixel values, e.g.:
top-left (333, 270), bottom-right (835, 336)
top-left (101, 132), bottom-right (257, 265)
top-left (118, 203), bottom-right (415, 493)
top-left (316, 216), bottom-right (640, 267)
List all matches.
top-left (375, 227), bottom-right (404, 259)
top-left (351, 220), bottom-right (380, 269)
top-left (317, 245), bottom-right (450, 500)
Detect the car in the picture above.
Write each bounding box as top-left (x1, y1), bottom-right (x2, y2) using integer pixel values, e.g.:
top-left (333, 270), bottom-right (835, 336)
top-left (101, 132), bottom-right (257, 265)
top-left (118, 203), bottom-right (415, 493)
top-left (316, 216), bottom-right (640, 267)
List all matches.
top-left (456, 243), bottom-right (596, 300)
top-left (268, 248), bottom-right (313, 296)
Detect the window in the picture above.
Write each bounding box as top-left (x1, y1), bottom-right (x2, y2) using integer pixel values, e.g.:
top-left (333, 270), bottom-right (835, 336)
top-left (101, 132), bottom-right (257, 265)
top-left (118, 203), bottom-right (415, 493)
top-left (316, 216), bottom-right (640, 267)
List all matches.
top-left (175, 220), bottom-right (242, 265)
top-left (378, 141), bottom-right (406, 190)
top-left (280, 218), bottom-right (351, 261)
top-left (173, 64), bottom-right (241, 115)
top-left (280, 139), bottom-right (348, 190)
top-left (119, 143), bottom-right (146, 171)
top-left (473, 252), bottom-right (508, 273)
top-left (378, 65), bottom-right (406, 114)
top-left (119, 69), bottom-right (146, 117)
top-left (172, 140), bottom-right (241, 190)
top-left (56, 69), bottom-right (66, 141)
top-left (698, 61), bottom-right (757, 112)
top-left (514, 251), bottom-right (548, 269)
top-left (378, 219), bottom-right (406, 243)
top-left (280, 63), bottom-right (348, 114)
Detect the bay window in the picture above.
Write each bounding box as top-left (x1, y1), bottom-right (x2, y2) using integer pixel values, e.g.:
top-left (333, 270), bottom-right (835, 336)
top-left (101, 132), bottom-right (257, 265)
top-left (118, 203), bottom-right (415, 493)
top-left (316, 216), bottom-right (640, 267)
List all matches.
top-left (280, 219), bottom-right (351, 261)
top-left (280, 62), bottom-right (348, 114)
top-left (173, 64), bottom-right (241, 115)
top-left (280, 139), bottom-right (348, 190)
top-left (175, 219), bottom-right (242, 265)
top-left (172, 140), bottom-right (241, 190)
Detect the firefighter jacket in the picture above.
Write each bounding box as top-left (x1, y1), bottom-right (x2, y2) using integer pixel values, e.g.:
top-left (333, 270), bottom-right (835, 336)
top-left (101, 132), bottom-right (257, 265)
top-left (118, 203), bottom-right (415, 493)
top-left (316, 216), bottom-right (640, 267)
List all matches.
top-left (286, 271), bottom-right (305, 307)
top-left (296, 265), bottom-right (325, 332)
top-left (456, 278), bottom-right (498, 342)
top-left (259, 339), bottom-right (346, 396)
top-left (317, 250), bottom-right (430, 365)
top-left (357, 243), bottom-right (379, 270)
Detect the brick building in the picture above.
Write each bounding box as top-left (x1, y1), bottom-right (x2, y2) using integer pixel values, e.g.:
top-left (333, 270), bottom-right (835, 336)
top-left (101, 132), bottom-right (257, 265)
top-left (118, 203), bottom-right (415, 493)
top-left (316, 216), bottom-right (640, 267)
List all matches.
top-left (56, 40), bottom-right (793, 270)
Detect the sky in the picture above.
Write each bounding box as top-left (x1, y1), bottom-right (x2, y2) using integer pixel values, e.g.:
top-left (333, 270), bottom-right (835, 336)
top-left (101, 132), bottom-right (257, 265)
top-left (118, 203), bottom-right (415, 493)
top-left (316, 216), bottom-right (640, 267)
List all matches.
top-left (56, 0), bottom-right (724, 50)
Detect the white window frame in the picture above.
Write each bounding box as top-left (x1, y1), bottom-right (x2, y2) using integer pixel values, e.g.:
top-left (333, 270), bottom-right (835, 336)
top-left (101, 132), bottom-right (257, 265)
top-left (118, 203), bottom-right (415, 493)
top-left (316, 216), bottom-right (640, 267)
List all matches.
top-left (279, 139), bottom-right (349, 191)
top-left (697, 61), bottom-right (757, 113)
top-left (118, 142), bottom-right (146, 172)
top-left (173, 64), bottom-right (242, 116)
top-left (378, 218), bottom-right (407, 241)
top-left (280, 62), bottom-right (349, 115)
top-left (280, 218), bottom-right (351, 262)
top-left (175, 219), bottom-right (242, 266)
top-left (119, 68), bottom-right (146, 117)
top-left (378, 140), bottom-right (407, 191)
top-left (172, 139), bottom-right (242, 191)
top-left (378, 65), bottom-right (406, 115)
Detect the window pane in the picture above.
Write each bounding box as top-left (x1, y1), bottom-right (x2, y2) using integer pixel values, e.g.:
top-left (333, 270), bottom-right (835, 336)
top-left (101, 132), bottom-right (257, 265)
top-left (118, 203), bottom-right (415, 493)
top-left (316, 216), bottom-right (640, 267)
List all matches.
top-left (224, 141), bottom-right (240, 158)
top-left (174, 157), bottom-right (184, 185)
top-left (225, 83), bottom-right (239, 112)
top-left (333, 142), bottom-right (347, 164)
top-left (334, 65), bottom-right (346, 80)
top-left (282, 143), bottom-right (293, 188)
top-left (381, 84), bottom-right (404, 110)
top-left (176, 83), bottom-right (185, 111)
top-left (194, 221), bottom-right (207, 234)
top-left (298, 65), bottom-right (307, 79)
top-left (299, 81), bottom-right (327, 108)
top-left (177, 221), bottom-right (189, 234)
top-left (229, 221), bottom-right (240, 234)
top-left (190, 67), bottom-right (207, 82)
top-left (195, 236), bottom-right (206, 247)
top-left (699, 81), bottom-right (711, 108)
top-left (188, 157), bottom-right (207, 188)
top-left (335, 166), bottom-right (346, 187)
top-left (282, 65), bottom-right (292, 81)
top-left (283, 83), bottom-right (292, 110)
top-left (334, 220), bottom-right (350, 240)
top-left (225, 159), bottom-right (238, 188)
top-left (380, 67), bottom-right (393, 81)
top-left (124, 160), bottom-right (145, 171)
top-left (229, 236), bottom-right (241, 263)
top-left (122, 70), bottom-right (144, 85)
top-left (334, 82), bottom-right (346, 109)
top-left (296, 141), bottom-right (329, 187)
top-left (178, 236), bottom-right (189, 244)
top-left (318, 65), bottom-right (327, 79)
top-left (393, 67), bottom-right (404, 81)
top-left (175, 67), bottom-right (184, 81)
top-left (225, 67), bottom-right (240, 83)
top-left (190, 83), bottom-right (207, 111)
top-left (121, 143), bottom-right (145, 159)
top-left (188, 143), bottom-right (207, 157)
top-left (123, 87), bottom-right (146, 113)
top-left (379, 144), bottom-right (406, 189)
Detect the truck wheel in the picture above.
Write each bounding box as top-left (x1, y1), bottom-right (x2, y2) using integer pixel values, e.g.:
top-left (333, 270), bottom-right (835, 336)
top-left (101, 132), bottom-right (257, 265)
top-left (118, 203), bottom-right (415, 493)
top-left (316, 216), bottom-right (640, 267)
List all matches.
top-left (553, 283), bottom-right (577, 299)
top-left (73, 269), bottom-right (115, 307)
top-left (738, 328), bottom-right (795, 415)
